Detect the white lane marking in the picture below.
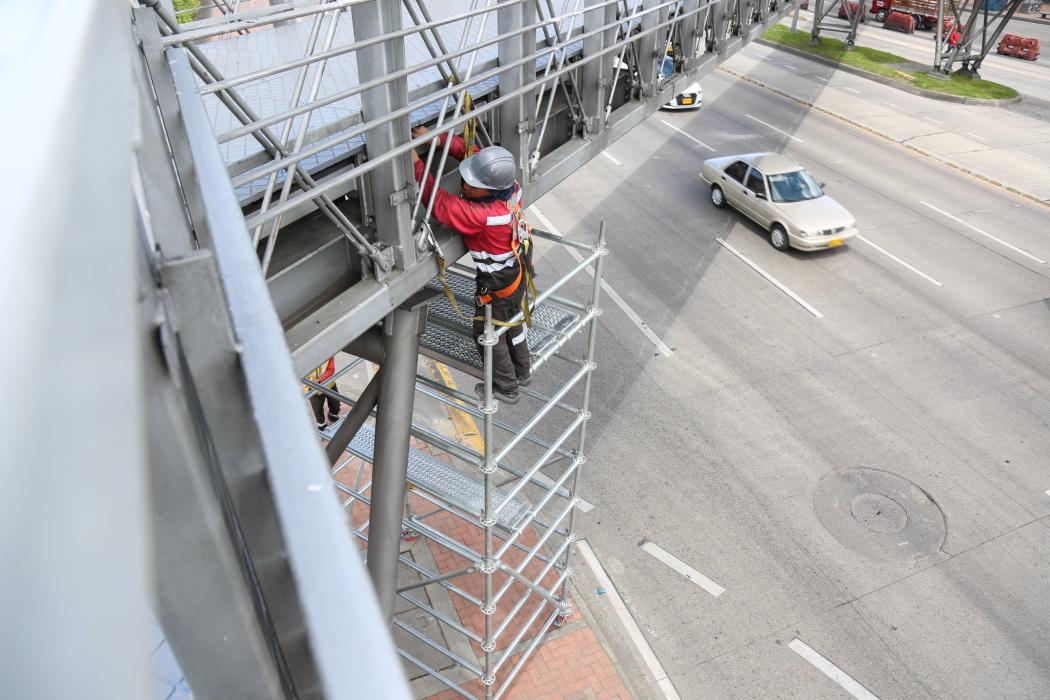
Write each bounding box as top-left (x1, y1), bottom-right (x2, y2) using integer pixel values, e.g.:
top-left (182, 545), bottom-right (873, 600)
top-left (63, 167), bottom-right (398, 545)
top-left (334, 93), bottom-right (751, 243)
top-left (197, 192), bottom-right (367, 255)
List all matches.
top-left (920, 201), bottom-right (1047, 264)
top-left (921, 115), bottom-right (943, 124)
top-left (784, 64), bottom-right (799, 71)
top-left (788, 638), bottom-right (880, 700)
top-left (577, 541), bottom-right (682, 700)
top-left (659, 119), bottom-right (716, 151)
top-left (530, 468), bottom-right (595, 512)
top-left (964, 130), bottom-right (988, 142)
top-left (745, 113), bottom-right (804, 143)
top-left (813, 75), bottom-right (829, 83)
top-left (602, 151), bottom-right (623, 166)
top-left (883, 100), bottom-right (902, 109)
top-left (716, 238), bottom-right (824, 318)
top-left (640, 541), bottom-right (725, 597)
top-left (1014, 150), bottom-right (1045, 164)
top-left (856, 235), bottom-right (943, 287)
top-left (531, 206), bottom-right (675, 356)
top-left (844, 87), bottom-right (863, 94)
top-left (1045, 489), bottom-right (1050, 498)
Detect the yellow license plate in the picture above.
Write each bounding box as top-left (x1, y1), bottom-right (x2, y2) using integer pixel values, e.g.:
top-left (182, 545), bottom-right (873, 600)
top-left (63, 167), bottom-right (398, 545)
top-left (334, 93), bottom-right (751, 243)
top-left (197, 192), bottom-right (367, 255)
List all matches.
top-left (681, 97), bottom-right (694, 105)
top-left (827, 238), bottom-right (844, 247)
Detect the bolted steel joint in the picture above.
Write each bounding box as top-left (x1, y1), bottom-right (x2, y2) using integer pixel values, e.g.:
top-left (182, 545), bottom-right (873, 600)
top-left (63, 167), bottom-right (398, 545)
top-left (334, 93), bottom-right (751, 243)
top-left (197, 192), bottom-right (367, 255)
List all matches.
top-left (482, 672), bottom-right (497, 685)
top-left (481, 602), bottom-right (497, 615)
top-left (574, 454), bottom-right (588, 466)
top-left (478, 333), bottom-right (498, 347)
top-left (584, 361), bottom-right (598, 372)
top-left (478, 558), bottom-right (499, 575)
top-left (479, 460), bottom-right (497, 475)
top-left (578, 410), bottom-right (592, 420)
top-left (480, 514), bottom-right (496, 527)
top-left (479, 400), bottom-right (498, 415)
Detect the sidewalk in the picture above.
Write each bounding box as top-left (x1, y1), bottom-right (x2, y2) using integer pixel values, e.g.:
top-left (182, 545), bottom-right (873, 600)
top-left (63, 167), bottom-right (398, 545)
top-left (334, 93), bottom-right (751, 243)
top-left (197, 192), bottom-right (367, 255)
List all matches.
top-left (722, 44), bottom-right (1050, 203)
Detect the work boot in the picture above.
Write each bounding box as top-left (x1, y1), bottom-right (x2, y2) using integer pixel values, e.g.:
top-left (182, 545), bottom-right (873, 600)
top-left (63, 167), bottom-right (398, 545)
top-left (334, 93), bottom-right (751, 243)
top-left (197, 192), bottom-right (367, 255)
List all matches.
top-left (327, 412), bottom-right (341, 426)
top-left (316, 421), bottom-right (327, 431)
top-left (516, 371), bottom-right (531, 387)
top-left (474, 382), bottom-right (519, 405)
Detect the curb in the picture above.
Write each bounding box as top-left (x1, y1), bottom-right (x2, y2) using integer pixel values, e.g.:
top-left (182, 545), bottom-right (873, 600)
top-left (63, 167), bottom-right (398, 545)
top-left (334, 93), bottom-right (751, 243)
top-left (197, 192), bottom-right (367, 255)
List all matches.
top-left (718, 66), bottom-right (1050, 210)
top-left (755, 38), bottom-right (1023, 106)
top-left (1012, 14), bottom-right (1050, 26)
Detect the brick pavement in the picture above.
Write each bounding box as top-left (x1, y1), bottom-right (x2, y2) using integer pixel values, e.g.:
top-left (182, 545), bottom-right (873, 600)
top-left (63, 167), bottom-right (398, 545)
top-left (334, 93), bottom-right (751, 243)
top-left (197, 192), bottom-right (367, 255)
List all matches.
top-left (326, 434), bottom-right (634, 700)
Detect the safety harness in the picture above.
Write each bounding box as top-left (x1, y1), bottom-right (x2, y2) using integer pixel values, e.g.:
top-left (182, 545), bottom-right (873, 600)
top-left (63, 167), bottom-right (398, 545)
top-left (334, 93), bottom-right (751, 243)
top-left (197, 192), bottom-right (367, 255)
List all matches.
top-left (435, 189), bottom-right (537, 328)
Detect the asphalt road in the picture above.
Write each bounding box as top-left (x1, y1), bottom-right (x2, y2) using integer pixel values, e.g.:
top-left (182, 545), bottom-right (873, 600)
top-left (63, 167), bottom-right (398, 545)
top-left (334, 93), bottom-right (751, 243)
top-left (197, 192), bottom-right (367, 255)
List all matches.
top-left (531, 57), bottom-right (1050, 699)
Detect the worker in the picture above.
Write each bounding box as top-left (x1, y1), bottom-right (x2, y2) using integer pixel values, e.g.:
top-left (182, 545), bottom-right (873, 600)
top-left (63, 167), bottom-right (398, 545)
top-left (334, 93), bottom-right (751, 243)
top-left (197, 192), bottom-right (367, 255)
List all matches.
top-left (410, 125), bottom-right (533, 405)
top-left (942, 23), bottom-right (962, 62)
top-left (305, 356), bottom-right (341, 430)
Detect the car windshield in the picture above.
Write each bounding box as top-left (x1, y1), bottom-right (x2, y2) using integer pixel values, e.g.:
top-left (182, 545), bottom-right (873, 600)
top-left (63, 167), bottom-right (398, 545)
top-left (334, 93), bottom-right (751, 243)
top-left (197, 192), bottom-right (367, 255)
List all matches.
top-left (767, 170), bottom-right (824, 203)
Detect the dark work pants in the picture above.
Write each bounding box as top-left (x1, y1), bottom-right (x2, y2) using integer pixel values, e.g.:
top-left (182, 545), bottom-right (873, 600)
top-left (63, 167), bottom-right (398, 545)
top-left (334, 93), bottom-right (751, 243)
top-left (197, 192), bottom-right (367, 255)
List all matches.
top-left (309, 384), bottom-right (341, 425)
top-left (473, 286), bottom-right (531, 391)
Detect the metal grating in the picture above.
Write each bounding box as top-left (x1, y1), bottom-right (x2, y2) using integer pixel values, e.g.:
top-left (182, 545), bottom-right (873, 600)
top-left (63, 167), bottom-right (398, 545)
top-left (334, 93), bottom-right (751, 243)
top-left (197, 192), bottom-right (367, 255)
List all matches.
top-left (419, 269), bottom-right (579, 373)
top-left (338, 422), bottom-right (532, 529)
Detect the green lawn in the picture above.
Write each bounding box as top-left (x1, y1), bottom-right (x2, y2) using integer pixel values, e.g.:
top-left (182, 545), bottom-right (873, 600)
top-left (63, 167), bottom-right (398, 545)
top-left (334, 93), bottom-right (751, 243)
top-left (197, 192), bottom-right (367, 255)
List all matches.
top-left (762, 25), bottom-right (1018, 100)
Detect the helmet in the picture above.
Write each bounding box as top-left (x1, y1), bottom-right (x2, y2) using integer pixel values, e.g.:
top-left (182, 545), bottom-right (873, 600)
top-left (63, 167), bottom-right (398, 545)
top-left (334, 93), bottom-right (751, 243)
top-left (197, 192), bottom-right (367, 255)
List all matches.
top-left (459, 146), bottom-right (516, 191)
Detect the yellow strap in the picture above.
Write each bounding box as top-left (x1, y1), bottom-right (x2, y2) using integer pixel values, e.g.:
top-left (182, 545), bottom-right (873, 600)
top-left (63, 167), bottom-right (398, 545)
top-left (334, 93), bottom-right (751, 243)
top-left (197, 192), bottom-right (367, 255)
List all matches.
top-left (437, 255), bottom-right (535, 329)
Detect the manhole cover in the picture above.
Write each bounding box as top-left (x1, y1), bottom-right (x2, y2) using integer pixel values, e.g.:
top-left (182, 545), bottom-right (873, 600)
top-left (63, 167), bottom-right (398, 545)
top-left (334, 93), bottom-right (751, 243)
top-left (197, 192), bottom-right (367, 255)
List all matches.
top-left (814, 469), bottom-right (945, 563)
top-left (850, 493), bottom-right (908, 533)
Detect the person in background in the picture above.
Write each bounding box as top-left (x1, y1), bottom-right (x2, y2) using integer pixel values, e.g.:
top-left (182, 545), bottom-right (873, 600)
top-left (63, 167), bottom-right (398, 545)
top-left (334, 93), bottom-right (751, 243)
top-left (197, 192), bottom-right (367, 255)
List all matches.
top-left (305, 356), bottom-right (341, 430)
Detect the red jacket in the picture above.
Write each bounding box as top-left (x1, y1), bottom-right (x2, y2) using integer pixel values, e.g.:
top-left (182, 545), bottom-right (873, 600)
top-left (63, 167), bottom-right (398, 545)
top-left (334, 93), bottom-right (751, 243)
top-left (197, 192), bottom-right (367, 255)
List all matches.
top-left (414, 135), bottom-right (524, 291)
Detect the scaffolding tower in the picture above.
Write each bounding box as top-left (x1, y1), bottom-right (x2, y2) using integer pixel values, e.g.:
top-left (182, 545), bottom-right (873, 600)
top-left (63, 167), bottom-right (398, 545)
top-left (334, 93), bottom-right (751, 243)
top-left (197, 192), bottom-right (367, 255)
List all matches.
top-left (123, 0), bottom-right (792, 696)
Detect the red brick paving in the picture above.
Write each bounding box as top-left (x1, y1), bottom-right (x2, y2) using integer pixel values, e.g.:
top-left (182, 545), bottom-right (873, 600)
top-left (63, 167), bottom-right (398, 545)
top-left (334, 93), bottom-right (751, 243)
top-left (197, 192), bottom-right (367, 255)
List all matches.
top-left (326, 434), bottom-right (632, 699)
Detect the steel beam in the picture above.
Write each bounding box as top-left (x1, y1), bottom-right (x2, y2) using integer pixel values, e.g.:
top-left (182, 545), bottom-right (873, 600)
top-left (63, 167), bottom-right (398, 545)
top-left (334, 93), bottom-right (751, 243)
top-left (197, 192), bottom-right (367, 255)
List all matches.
top-left (498, 0), bottom-right (536, 178)
top-left (168, 47), bottom-right (410, 699)
top-left (581, 0), bottom-right (619, 134)
top-left (350, 0), bottom-right (417, 272)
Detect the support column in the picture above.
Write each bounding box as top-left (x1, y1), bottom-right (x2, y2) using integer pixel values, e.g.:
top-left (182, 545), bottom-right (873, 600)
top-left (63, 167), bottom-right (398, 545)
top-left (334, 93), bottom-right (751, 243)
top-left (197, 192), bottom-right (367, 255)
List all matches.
top-left (367, 305), bottom-right (424, 617)
top-left (709, 0), bottom-right (726, 52)
top-left (351, 0), bottom-right (415, 273)
top-left (498, 0), bottom-right (535, 181)
top-left (636, 0), bottom-right (661, 96)
top-left (681, 0), bottom-right (703, 66)
top-left (581, 0), bottom-right (618, 133)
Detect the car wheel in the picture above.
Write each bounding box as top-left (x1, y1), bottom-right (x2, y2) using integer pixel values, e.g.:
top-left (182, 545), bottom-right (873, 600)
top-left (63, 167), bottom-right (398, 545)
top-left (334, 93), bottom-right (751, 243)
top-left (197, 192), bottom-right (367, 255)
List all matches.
top-left (876, 9), bottom-right (887, 20)
top-left (711, 185), bottom-right (727, 208)
top-left (770, 224), bottom-right (790, 251)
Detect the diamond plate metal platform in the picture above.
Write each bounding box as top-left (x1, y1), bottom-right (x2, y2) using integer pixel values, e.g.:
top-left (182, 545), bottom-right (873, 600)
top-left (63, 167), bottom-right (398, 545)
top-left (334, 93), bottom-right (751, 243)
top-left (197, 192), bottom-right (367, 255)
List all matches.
top-left (333, 421), bottom-right (531, 530)
top-left (418, 268), bottom-right (579, 377)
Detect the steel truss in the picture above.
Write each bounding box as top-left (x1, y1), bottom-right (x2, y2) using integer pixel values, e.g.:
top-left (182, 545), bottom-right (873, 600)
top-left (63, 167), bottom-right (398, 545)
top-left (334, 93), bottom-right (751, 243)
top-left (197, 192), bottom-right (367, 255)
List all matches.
top-left (131, 0), bottom-right (792, 695)
top-left (935, 0), bottom-right (1025, 75)
top-left (809, 0), bottom-right (865, 48)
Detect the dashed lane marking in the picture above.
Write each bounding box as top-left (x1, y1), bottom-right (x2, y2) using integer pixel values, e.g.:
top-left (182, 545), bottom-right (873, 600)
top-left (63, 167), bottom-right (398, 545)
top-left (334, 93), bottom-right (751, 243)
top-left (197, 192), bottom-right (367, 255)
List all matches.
top-left (716, 238), bottom-right (823, 318)
top-left (745, 113), bottom-right (804, 142)
top-left (843, 87), bottom-right (862, 94)
top-left (659, 119), bottom-right (716, 151)
top-left (788, 638), bottom-right (880, 700)
top-left (531, 206), bottom-right (675, 357)
top-left (920, 201), bottom-right (1047, 264)
top-left (856, 235), bottom-right (943, 286)
top-left (640, 541), bottom-right (725, 597)
top-left (602, 151), bottom-right (623, 166)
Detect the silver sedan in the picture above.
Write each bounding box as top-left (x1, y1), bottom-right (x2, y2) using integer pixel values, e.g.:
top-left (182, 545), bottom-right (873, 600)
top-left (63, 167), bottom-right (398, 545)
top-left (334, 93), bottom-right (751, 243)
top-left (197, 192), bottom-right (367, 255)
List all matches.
top-left (700, 153), bottom-right (858, 251)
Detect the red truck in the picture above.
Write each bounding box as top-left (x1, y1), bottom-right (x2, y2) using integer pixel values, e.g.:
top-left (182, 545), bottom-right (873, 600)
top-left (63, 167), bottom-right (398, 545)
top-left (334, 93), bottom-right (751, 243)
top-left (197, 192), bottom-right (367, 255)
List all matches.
top-left (869, 0), bottom-right (941, 27)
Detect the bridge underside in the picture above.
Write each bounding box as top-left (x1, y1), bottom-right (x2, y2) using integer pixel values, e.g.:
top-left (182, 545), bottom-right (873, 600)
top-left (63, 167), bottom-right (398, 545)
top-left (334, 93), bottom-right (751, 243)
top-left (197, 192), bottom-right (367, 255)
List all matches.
top-left (129, 0), bottom-right (795, 696)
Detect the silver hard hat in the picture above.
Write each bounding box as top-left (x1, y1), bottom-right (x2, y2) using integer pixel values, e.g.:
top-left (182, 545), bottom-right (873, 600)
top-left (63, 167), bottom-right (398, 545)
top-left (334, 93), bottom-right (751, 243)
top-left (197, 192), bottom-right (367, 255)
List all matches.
top-left (459, 146), bottom-right (516, 190)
